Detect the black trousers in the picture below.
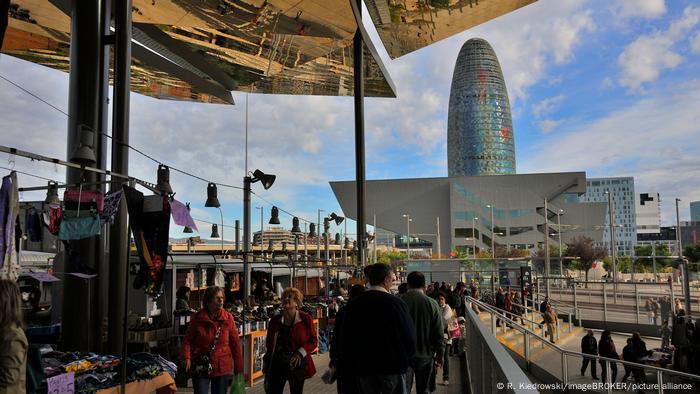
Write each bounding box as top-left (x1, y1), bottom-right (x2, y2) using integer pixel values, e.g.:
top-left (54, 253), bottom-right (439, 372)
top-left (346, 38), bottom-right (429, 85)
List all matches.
top-left (266, 358), bottom-right (305, 394)
top-left (581, 356), bottom-right (597, 377)
top-left (600, 360), bottom-right (617, 383)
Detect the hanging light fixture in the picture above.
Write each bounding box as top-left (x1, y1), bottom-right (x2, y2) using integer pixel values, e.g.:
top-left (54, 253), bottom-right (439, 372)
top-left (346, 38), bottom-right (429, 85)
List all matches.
top-left (44, 181), bottom-right (60, 205)
top-left (70, 125), bottom-right (97, 164)
top-left (335, 233), bottom-right (341, 245)
top-left (344, 237), bottom-right (350, 249)
top-left (308, 223), bottom-right (316, 238)
top-left (291, 217), bottom-right (302, 233)
top-left (156, 164), bottom-right (173, 195)
top-left (269, 206), bottom-right (281, 225)
top-left (251, 169), bottom-right (276, 190)
top-left (329, 212), bottom-right (344, 225)
top-left (210, 223), bottom-right (220, 238)
top-left (205, 183), bottom-right (220, 208)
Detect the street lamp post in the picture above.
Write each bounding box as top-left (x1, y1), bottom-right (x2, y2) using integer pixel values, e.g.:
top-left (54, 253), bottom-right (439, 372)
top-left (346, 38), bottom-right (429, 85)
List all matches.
top-left (605, 190), bottom-right (618, 302)
top-left (317, 209), bottom-right (324, 265)
top-left (402, 214), bottom-right (412, 260)
top-left (558, 209), bottom-right (564, 283)
top-left (487, 204), bottom-right (495, 259)
top-left (472, 217), bottom-right (479, 259)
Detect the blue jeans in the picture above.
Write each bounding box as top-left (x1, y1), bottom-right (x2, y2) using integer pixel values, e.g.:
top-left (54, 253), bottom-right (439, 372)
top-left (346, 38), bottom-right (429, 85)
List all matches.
top-left (357, 374), bottom-right (407, 394)
top-left (192, 376), bottom-right (229, 394)
top-left (406, 357), bottom-right (433, 394)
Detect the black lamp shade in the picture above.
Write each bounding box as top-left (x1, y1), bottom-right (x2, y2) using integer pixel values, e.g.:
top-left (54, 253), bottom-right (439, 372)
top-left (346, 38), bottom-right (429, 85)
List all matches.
top-left (210, 223), bottom-right (220, 238)
top-left (329, 212), bottom-right (344, 225)
top-left (45, 181), bottom-right (60, 205)
top-left (157, 164), bottom-right (173, 195)
top-left (308, 223), bottom-right (316, 238)
top-left (269, 206), bottom-right (281, 224)
top-left (205, 183), bottom-right (220, 208)
top-left (344, 237), bottom-right (350, 249)
top-left (335, 233), bottom-right (341, 244)
top-left (70, 126), bottom-right (96, 164)
top-left (323, 218), bottom-right (330, 234)
top-left (252, 169), bottom-right (276, 190)
top-left (291, 217), bottom-right (302, 233)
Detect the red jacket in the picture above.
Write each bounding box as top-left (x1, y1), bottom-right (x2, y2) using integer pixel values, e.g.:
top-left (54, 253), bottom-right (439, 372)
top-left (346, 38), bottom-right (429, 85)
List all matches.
top-left (181, 309), bottom-right (243, 376)
top-left (263, 310), bottom-right (317, 379)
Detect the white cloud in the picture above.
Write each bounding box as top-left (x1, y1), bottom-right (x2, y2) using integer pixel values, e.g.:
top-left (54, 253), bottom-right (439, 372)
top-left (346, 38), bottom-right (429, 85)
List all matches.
top-left (520, 80), bottom-right (700, 223)
top-left (690, 31), bottom-right (700, 53)
top-left (532, 94), bottom-right (566, 117)
top-left (618, 6), bottom-right (700, 90)
top-left (614, 0), bottom-right (666, 20)
top-left (537, 119), bottom-right (562, 134)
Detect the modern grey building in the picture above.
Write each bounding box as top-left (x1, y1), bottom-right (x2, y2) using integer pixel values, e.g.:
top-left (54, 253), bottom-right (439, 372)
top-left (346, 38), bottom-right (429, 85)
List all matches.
top-left (579, 177), bottom-right (637, 256)
top-left (691, 201), bottom-right (700, 222)
top-left (331, 172), bottom-right (605, 257)
top-left (636, 193), bottom-right (661, 234)
top-left (447, 38), bottom-right (515, 177)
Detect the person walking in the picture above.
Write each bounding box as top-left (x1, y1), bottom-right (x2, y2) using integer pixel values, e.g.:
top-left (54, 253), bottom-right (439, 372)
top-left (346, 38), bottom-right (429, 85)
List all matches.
top-left (598, 330), bottom-right (619, 384)
top-left (340, 263), bottom-right (416, 394)
top-left (399, 272), bottom-right (444, 394)
top-left (660, 320), bottom-right (671, 348)
top-left (263, 287), bottom-right (318, 394)
top-left (495, 288), bottom-right (505, 327)
top-left (180, 286), bottom-right (243, 394)
top-left (176, 286), bottom-right (192, 311)
top-left (543, 305), bottom-right (557, 343)
top-left (659, 296), bottom-right (672, 326)
top-left (436, 293), bottom-right (457, 386)
top-left (330, 284), bottom-right (365, 394)
top-left (645, 298), bottom-right (657, 325)
top-left (469, 281), bottom-right (480, 314)
top-left (630, 332), bottom-right (649, 383)
top-left (621, 338), bottom-right (634, 383)
top-left (580, 330), bottom-right (598, 379)
top-left (0, 280), bottom-right (27, 394)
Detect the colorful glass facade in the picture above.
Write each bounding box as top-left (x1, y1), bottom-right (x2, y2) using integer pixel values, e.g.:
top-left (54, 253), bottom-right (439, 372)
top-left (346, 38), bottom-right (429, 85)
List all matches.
top-left (447, 38), bottom-right (515, 176)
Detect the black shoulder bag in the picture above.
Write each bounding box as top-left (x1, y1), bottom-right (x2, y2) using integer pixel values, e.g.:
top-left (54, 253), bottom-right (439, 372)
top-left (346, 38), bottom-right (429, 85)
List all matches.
top-left (192, 322), bottom-right (223, 377)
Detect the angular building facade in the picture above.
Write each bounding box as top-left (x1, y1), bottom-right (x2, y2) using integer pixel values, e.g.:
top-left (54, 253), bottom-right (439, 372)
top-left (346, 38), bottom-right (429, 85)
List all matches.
top-left (448, 38), bottom-right (515, 176)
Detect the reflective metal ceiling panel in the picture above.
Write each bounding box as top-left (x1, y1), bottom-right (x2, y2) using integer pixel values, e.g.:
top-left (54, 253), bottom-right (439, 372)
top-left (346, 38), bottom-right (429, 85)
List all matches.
top-left (364, 0), bottom-right (538, 59)
top-left (1, 0), bottom-right (396, 104)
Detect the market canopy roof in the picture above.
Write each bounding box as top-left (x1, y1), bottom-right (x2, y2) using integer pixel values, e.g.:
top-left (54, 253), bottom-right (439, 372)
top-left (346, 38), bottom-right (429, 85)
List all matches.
top-left (1, 0), bottom-right (397, 104)
top-left (364, 0), bottom-right (538, 59)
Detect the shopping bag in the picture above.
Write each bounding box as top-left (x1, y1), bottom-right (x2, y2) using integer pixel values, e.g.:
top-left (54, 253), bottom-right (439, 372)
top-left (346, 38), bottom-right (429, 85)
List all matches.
top-left (229, 373), bottom-right (245, 394)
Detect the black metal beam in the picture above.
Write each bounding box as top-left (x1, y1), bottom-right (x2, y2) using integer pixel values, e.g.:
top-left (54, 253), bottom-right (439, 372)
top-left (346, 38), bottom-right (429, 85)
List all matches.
top-left (353, 0), bottom-right (366, 267)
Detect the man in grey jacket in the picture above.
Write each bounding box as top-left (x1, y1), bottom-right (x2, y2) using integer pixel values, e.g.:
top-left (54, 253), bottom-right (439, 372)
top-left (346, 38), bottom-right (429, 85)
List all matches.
top-left (400, 272), bottom-right (445, 394)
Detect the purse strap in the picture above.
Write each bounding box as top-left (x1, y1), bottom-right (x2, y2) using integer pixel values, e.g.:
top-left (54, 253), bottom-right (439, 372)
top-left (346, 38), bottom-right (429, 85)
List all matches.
top-left (207, 321), bottom-right (223, 359)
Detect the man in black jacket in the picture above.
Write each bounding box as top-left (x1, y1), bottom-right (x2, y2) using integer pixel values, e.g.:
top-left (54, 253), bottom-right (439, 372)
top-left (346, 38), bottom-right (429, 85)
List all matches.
top-left (341, 263), bottom-right (417, 393)
top-left (495, 287), bottom-right (505, 327)
top-left (580, 330), bottom-right (598, 379)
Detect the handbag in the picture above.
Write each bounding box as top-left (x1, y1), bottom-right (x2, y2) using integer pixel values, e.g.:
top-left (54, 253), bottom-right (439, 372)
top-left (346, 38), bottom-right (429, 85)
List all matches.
top-left (192, 322), bottom-right (222, 377)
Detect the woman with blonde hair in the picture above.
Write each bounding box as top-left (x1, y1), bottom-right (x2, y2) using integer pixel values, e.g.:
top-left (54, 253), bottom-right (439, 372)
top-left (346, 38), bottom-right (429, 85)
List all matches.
top-left (0, 279), bottom-right (28, 393)
top-left (263, 287), bottom-right (317, 394)
top-left (181, 286), bottom-right (243, 394)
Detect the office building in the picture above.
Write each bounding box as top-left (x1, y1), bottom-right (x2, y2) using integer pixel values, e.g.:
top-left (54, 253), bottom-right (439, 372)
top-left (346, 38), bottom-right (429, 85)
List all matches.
top-left (447, 38), bottom-right (515, 176)
top-left (579, 177), bottom-right (637, 256)
top-left (636, 193), bottom-right (661, 234)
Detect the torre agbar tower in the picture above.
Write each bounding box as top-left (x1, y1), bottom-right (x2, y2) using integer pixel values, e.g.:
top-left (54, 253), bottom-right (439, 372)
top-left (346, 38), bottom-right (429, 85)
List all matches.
top-left (447, 38), bottom-right (515, 176)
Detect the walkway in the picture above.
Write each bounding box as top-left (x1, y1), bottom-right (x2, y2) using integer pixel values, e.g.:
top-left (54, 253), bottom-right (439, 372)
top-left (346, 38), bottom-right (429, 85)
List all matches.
top-left (179, 351), bottom-right (466, 393)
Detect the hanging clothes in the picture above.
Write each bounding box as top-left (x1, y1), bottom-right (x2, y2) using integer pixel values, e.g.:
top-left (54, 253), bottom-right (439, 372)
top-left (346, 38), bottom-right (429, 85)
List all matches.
top-left (100, 189), bottom-right (123, 225)
top-left (58, 213), bottom-right (101, 240)
top-left (47, 206), bottom-right (62, 235)
top-left (25, 206), bottom-right (42, 242)
top-left (214, 269), bottom-right (226, 287)
top-left (170, 199), bottom-right (197, 231)
top-left (64, 188), bottom-right (104, 212)
top-left (0, 172), bottom-right (20, 280)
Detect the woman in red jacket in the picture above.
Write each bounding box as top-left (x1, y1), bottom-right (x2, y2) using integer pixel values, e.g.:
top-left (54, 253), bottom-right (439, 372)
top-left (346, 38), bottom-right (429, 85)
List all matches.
top-left (181, 286), bottom-right (243, 394)
top-left (263, 287), bottom-right (317, 394)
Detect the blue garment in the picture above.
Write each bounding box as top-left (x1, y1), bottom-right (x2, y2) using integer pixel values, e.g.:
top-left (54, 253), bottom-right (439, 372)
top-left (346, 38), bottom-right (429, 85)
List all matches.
top-left (58, 214), bottom-right (101, 240)
top-left (25, 207), bottom-right (42, 242)
top-left (192, 376), bottom-right (229, 394)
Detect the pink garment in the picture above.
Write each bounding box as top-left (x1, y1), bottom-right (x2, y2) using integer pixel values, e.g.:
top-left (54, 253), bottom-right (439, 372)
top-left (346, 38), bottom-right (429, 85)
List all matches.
top-left (170, 199), bottom-right (197, 231)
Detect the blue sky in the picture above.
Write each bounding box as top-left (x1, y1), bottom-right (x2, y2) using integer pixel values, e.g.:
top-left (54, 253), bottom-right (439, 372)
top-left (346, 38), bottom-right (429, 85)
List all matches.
top-left (1, 0), bottom-right (699, 240)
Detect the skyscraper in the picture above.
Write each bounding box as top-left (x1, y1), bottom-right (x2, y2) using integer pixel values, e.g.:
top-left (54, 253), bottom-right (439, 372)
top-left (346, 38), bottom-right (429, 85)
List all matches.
top-left (447, 38), bottom-right (515, 176)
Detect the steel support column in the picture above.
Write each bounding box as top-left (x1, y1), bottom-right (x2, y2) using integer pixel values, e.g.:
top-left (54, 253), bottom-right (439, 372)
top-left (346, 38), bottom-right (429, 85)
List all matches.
top-left (108, 0), bottom-right (132, 361)
top-left (63, 0), bottom-right (109, 352)
top-left (353, 0), bottom-right (366, 267)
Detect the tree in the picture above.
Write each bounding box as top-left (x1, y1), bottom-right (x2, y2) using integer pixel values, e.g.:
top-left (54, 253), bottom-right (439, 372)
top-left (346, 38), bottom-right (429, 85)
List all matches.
top-left (634, 243), bottom-right (672, 272)
top-left (566, 236), bottom-right (607, 285)
top-left (684, 243), bottom-right (700, 272)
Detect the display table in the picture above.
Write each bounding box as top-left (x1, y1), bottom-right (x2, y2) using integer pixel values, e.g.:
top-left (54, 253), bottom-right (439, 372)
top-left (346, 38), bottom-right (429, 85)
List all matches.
top-left (96, 373), bottom-right (176, 394)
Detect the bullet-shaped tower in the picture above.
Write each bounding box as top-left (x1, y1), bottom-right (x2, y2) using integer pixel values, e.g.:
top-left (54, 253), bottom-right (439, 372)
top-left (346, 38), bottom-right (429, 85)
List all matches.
top-left (447, 38), bottom-right (515, 176)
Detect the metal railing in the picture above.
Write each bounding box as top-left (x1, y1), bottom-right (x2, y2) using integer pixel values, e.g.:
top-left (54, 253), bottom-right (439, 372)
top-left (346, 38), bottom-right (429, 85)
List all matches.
top-left (468, 296), bottom-right (700, 393)
top-left (464, 299), bottom-right (533, 393)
